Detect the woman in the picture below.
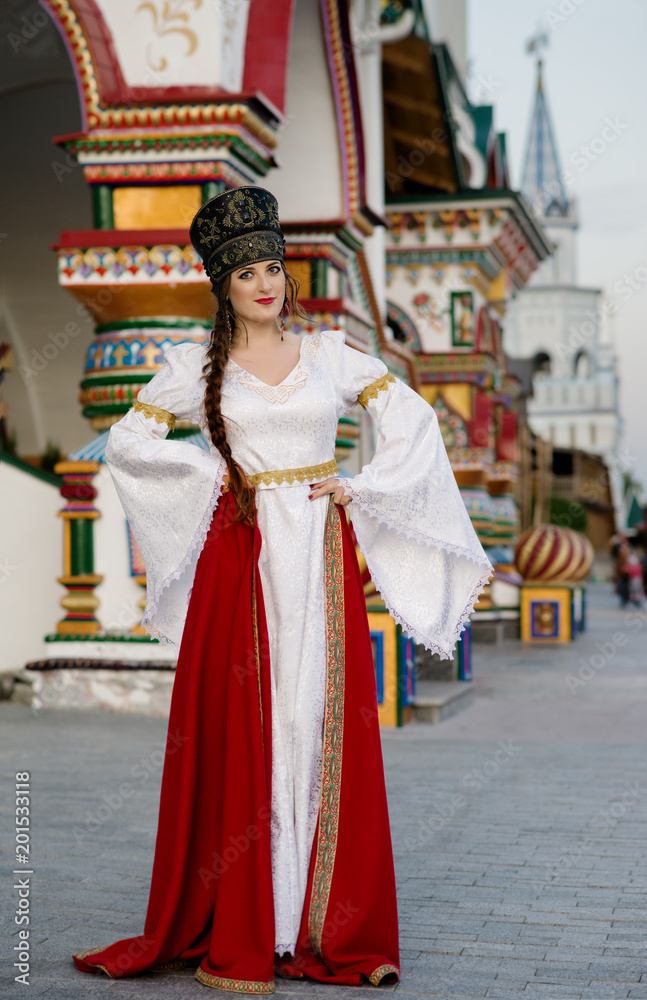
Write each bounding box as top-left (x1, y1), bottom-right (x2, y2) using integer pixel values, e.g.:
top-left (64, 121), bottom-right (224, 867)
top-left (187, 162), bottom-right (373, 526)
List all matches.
top-left (72, 186), bottom-right (491, 992)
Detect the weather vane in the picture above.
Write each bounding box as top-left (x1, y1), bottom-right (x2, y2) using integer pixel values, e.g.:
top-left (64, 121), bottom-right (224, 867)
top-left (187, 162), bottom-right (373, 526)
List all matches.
top-left (525, 28), bottom-right (549, 64)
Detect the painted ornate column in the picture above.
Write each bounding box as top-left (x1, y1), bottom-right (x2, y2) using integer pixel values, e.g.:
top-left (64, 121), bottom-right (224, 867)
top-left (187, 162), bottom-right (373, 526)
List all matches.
top-left (42, 0), bottom-right (285, 640)
top-left (53, 460), bottom-right (102, 634)
top-left (385, 199), bottom-right (551, 627)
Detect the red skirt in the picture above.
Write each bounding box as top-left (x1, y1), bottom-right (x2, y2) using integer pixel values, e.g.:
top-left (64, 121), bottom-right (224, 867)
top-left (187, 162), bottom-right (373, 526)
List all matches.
top-left (72, 493), bottom-right (399, 992)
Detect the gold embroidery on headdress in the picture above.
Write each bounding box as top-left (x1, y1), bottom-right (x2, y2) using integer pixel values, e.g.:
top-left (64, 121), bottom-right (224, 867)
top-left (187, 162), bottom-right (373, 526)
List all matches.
top-left (191, 186), bottom-right (283, 283)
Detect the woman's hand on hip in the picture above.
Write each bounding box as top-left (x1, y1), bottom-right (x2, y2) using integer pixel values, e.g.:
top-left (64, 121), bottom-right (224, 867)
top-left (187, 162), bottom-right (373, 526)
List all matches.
top-left (308, 477), bottom-right (350, 506)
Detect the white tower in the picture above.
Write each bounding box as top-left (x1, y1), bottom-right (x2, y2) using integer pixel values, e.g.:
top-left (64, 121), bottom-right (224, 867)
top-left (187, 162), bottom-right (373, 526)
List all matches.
top-left (504, 60), bottom-right (620, 461)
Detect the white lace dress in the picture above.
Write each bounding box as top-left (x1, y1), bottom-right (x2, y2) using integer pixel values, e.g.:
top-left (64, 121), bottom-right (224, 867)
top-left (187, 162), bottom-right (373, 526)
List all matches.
top-left (105, 329), bottom-right (491, 956)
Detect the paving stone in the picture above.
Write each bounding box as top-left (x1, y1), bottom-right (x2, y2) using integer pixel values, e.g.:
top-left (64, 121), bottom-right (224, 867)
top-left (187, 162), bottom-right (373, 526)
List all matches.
top-left (4, 584), bottom-right (647, 999)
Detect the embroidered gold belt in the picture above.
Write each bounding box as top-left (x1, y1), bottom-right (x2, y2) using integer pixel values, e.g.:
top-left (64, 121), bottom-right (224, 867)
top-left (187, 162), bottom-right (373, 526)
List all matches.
top-left (248, 459), bottom-right (338, 489)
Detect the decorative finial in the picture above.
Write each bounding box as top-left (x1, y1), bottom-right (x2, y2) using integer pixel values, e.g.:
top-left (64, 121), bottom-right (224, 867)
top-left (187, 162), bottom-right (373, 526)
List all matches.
top-left (526, 29), bottom-right (549, 61)
top-left (526, 29), bottom-right (548, 92)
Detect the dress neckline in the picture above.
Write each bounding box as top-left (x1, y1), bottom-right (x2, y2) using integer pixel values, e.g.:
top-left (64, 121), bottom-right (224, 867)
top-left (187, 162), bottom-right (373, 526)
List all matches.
top-left (226, 335), bottom-right (306, 389)
top-left (224, 334), bottom-right (320, 406)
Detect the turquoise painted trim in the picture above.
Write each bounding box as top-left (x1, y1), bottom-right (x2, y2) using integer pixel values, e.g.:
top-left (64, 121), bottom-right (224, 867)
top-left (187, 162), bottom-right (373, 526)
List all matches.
top-left (0, 450), bottom-right (61, 488)
top-left (202, 181), bottom-right (224, 202)
top-left (385, 188), bottom-right (553, 258)
top-left (80, 374), bottom-right (151, 388)
top-left (95, 319), bottom-right (212, 333)
top-left (387, 247), bottom-right (500, 281)
top-left (44, 632), bottom-right (158, 643)
top-left (92, 185), bottom-right (114, 229)
top-left (82, 403), bottom-right (139, 418)
top-left (311, 258), bottom-right (328, 297)
top-left (68, 135), bottom-right (270, 174)
top-left (337, 227), bottom-right (363, 253)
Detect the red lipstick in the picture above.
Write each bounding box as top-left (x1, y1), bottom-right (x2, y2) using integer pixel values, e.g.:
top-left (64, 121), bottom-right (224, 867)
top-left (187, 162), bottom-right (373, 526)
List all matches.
top-left (255, 297), bottom-right (276, 305)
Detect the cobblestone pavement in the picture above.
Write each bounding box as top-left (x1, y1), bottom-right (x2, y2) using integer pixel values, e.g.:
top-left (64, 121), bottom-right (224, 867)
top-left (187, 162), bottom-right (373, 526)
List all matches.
top-left (2, 583), bottom-right (647, 999)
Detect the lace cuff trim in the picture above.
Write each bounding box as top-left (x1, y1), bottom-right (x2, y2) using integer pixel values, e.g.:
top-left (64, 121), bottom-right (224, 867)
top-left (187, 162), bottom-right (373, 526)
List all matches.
top-left (357, 373), bottom-right (396, 409)
top-left (141, 461), bottom-right (228, 644)
top-left (133, 400), bottom-right (176, 431)
top-left (337, 478), bottom-right (492, 660)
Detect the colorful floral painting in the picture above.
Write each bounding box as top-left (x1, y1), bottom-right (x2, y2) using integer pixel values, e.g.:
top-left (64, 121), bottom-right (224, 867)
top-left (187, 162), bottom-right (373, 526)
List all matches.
top-left (411, 293), bottom-right (442, 332)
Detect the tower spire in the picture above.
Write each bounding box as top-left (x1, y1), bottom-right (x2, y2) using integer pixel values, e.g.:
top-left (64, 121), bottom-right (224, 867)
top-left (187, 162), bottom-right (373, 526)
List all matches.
top-left (521, 39), bottom-right (569, 218)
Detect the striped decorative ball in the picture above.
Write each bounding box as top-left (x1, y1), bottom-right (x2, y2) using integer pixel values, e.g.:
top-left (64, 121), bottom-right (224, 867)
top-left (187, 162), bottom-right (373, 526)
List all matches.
top-left (515, 525), bottom-right (593, 582)
top-left (566, 531), bottom-right (595, 582)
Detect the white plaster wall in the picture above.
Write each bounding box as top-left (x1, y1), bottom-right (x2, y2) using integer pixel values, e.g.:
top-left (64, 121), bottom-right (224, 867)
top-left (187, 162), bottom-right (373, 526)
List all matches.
top-left (530, 410), bottom-right (619, 457)
top-left (352, 0), bottom-right (386, 316)
top-left (93, 466), bottom-right (143, 632)
top-left (268, 0), bottom-right (343, 222)
top-left (529, 365), bottom-right (620, 457)
top-left (421, 0), bottom-right (467, 79)
top-left (532, 374), bottom-right (618, 414)
top-left (505, 286), bottom-right (602, 378)
top-left (530, 215), bottom-right (579, 287)
top-left (94, 0), bottom-right (249, 91)
top-left (0, 464), bottom-right (62, 671)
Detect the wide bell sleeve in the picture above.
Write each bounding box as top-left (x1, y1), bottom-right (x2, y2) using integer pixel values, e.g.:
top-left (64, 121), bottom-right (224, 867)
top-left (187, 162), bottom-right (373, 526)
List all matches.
top-left (104, 343), bottom-right (227, 646)
top-left (320, 330), bottom-right (492, 659)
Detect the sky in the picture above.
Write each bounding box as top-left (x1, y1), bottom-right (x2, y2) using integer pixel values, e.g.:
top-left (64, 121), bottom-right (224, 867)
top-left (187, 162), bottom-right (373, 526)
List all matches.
top-left (467, 0), bottom-right (647, 494)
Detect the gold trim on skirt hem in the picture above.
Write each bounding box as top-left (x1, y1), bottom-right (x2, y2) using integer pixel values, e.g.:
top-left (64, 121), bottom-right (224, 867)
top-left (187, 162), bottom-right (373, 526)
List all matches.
top-left (72, 946), bottom-right (113, 977)
top-left (368, 962), bottom-right (400, 985)
top-left (194, 967), bottom-right (275, 992)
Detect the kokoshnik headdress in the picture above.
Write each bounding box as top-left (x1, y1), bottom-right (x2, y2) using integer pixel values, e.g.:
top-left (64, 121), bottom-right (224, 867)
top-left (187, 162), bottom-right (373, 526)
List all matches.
top-left (189, 185), bottom-right (285, 285)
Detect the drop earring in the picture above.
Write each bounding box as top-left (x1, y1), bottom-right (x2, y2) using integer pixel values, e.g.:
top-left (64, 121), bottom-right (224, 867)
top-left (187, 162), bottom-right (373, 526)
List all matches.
top-left (224, 304), bottom-right (232, 344)
top-left (281, 297), bottom-right (288, 341)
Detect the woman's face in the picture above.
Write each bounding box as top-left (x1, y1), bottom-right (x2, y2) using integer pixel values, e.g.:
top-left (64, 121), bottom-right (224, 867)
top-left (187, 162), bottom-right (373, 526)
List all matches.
top-left (228, 260), bottom-right (286, 328)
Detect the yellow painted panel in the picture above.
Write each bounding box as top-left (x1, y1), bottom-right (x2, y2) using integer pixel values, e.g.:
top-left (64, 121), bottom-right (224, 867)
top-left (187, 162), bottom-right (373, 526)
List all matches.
top-left (520, 585), bottom-right (572, 643)
top-left (286, 260), bottom-right (311, 298)
top-left (440, 383), bottom-right (472, 421)
top-left (113, 186), bottom-right (202, 229)
top-left (419, 385), bottom-right (439, 407)
top-left (367, 612), bottom-right (398, 727)
top-left (486, 270), bottom-right (506, 302)
top-left (69, 283), bottom-right (214, 323)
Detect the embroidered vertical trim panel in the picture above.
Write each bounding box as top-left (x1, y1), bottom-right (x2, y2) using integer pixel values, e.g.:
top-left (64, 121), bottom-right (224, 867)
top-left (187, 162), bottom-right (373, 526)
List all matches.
top-left (308, 501), bottom-right (346, 957)
top-left (194, 967), bottom-right (275, 992)
top-left (132, 400), bottom-right (176, 430)
top-left (356, 373), bottom-right (396, 409)
top-left (251, 562), bottom-right (264, 734)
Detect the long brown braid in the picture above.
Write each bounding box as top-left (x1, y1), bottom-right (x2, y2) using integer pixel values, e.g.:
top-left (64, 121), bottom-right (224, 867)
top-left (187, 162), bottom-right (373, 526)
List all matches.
top-left (202, 263), bottom-right (308, 524)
